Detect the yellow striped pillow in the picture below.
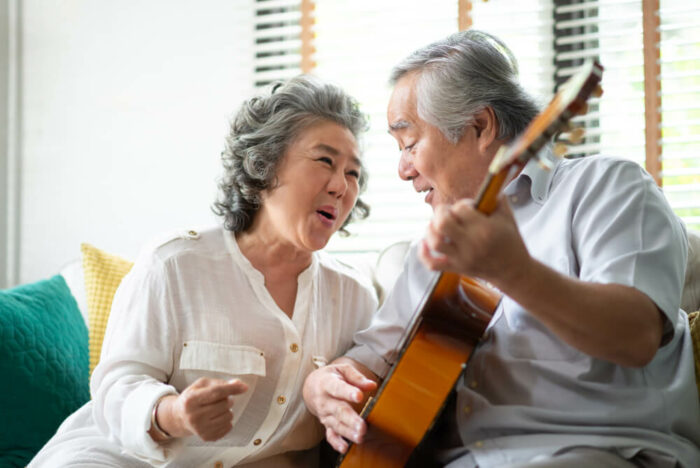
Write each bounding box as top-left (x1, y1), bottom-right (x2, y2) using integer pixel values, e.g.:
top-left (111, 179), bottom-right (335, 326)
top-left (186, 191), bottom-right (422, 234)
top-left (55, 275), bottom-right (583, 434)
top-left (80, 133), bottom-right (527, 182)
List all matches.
top-left (80, 243), bottom-right (133, 374)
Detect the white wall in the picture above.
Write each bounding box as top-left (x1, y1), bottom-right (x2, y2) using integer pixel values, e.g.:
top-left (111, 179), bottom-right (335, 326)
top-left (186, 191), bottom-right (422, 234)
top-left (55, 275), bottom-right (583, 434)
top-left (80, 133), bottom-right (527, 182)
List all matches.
top-left (0, 0), bottom-right (10, 287)
top-left (14, 0), bottom-right (254, 284)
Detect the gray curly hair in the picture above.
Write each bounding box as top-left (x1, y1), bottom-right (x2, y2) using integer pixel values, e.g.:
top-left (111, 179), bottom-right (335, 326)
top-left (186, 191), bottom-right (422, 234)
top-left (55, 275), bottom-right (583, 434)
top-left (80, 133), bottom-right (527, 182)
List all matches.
top-left (213, 75), bottom-right (370, 234)
top-left (390, 29), bottom-right (539, 143)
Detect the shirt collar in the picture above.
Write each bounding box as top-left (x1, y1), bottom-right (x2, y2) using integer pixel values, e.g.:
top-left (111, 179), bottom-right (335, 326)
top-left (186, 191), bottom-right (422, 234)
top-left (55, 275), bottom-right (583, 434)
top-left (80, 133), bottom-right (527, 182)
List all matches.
top-left (503, 147), bottom-right (559, 205)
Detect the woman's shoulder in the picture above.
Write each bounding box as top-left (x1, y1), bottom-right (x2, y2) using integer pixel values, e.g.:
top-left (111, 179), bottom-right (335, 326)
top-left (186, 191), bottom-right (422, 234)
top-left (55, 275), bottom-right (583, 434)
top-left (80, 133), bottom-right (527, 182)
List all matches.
top-left (136, 225), bottom-right (228, 265)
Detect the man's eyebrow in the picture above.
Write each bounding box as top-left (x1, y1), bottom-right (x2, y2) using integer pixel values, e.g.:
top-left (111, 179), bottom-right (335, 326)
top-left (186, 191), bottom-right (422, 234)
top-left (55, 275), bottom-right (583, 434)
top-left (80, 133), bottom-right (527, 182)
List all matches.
top-left (314, 143), bottom-right (361, 166)
top-left (388, 120), bottom-right (411, 133)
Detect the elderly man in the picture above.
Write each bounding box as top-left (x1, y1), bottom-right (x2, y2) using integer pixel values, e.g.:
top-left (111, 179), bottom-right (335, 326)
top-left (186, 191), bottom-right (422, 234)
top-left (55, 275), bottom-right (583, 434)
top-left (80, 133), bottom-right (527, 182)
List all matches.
top-left (303, 30), bottom-right (700, 467)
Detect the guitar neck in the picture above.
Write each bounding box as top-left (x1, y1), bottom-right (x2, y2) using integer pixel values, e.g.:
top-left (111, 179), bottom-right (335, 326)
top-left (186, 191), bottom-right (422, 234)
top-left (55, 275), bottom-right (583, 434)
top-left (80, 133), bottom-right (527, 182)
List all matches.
top-left (474, 163), bottom-right (521, 215)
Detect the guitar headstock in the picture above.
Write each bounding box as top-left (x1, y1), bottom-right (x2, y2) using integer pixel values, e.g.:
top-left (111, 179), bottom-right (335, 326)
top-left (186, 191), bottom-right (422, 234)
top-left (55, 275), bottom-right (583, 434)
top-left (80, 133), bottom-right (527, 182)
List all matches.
top-left (489, 60), bottom-right (604, 175)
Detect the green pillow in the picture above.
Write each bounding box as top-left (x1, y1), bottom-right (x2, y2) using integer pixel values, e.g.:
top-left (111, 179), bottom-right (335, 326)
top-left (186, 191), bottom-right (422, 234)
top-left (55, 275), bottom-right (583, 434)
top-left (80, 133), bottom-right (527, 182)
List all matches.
top-left (0, 275), bottom-right (89, 467)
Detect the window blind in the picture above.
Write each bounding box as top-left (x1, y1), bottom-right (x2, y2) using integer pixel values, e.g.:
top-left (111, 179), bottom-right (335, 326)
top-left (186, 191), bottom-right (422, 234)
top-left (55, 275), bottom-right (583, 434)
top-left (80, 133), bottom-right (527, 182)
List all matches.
top-left (254, 0), bottom-right (304, 88)
top-left (659, 1), bottom-right (700, 229)
top-left (252, 0), bottom-right (700, 255)
top-left (470, 0), bottom-right (555, 108)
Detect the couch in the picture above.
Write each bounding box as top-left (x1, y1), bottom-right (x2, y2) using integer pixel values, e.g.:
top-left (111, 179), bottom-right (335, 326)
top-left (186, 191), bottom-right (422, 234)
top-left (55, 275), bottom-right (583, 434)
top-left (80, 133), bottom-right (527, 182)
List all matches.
top-left (1, 231), bottom-right (699, 467)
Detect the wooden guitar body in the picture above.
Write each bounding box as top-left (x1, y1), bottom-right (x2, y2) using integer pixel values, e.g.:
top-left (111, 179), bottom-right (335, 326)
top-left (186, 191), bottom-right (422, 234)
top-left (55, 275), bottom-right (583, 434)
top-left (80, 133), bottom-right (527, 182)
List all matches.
top-left (336, 273), bottom-right (501, 468)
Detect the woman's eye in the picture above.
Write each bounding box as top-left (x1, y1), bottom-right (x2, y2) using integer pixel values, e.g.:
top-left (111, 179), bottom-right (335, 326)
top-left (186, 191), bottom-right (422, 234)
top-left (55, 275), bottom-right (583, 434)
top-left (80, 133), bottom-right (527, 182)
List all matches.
top-left (402, 143), bottom-right (415, 152)
top-left (347, 170), bottom-right (360, 179)
top-left (318, 156), bottom-right (333, 165)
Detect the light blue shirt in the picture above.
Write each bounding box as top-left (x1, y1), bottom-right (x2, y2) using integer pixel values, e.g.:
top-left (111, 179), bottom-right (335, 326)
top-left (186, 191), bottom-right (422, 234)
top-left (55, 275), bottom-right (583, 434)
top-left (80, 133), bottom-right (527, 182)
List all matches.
top-left (347, 155), bottom-right (700, 467)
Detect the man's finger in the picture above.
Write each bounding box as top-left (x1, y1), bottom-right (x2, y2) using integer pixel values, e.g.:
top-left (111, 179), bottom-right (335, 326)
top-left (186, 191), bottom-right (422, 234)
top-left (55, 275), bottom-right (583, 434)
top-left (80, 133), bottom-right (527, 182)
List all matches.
top-left (326, 377), bottom-right (364, 404)
top-left (327, 427), bottom-right (349, 454)
top-left (337, 364), bottom-right (378, 391)
top-left (418, 239), bottom-right (450, 271)
top-left (331, 403), bottom-right (366, 443)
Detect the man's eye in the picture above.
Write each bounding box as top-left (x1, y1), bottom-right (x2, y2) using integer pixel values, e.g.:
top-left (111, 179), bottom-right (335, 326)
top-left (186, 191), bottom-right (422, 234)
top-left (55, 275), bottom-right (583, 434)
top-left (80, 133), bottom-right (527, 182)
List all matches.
top-left (318, 156), bottom-right (333, 165)
top-left (402, 143), bottom-right (415, 152)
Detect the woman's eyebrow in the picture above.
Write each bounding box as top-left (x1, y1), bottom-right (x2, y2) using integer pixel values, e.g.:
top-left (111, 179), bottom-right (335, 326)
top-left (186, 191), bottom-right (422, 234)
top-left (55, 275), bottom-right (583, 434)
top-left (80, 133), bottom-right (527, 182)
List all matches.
top-left (313, 143), bottom-right (361, 166)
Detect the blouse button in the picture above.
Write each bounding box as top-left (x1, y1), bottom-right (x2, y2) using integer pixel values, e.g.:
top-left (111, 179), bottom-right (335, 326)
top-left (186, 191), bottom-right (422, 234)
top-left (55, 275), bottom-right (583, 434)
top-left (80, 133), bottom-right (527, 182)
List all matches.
top-left (277, 395), bottom-right (286, 405)
top-left (253, 438), bottom-right (262, 446)
top-left (290, 343), bottom-right (299, 353)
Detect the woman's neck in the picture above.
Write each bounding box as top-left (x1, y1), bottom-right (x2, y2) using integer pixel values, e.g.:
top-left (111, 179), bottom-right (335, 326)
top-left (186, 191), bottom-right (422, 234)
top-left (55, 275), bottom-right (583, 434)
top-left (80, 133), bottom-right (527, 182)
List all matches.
top-left (236, 230), bottom-right (312, 279)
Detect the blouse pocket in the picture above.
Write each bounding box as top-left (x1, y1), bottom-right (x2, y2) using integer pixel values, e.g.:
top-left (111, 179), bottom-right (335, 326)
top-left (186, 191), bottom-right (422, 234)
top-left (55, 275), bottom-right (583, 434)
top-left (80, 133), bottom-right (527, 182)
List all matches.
top-left (179, 341), bottom-right (266, 424)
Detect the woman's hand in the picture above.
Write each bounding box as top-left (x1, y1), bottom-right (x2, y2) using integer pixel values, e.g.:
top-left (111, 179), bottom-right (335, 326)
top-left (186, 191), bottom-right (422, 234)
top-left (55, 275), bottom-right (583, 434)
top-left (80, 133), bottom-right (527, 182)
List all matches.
top-left (152, 377), bottom-right (248, 442)
top-left (302, 358), bottom-right (378, 453)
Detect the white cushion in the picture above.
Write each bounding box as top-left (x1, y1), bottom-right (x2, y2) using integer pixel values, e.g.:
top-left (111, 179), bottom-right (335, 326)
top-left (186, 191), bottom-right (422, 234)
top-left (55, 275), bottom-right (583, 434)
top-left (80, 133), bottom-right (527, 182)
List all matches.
top-left (59, 259), bottom-right (89, 327)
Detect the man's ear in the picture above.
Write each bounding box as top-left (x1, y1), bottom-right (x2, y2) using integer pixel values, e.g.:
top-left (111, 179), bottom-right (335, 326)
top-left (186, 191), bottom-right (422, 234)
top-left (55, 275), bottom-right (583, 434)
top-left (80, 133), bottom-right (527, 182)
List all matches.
top-left (472, 106), bottom-right (499, 154)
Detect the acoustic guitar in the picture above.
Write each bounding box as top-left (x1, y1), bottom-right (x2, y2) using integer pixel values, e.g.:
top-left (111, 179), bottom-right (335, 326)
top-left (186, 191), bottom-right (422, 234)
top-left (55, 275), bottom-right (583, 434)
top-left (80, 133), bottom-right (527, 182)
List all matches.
top-left (336, 60), bottom-right (604, 468)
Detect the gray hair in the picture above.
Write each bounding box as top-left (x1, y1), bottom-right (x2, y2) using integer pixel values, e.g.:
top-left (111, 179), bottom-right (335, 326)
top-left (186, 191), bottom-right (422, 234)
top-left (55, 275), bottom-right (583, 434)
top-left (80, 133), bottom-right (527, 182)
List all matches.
top-left (213, 75), bottom-right (370, 234)
top-left (390, 29), bottom-right (539, 143)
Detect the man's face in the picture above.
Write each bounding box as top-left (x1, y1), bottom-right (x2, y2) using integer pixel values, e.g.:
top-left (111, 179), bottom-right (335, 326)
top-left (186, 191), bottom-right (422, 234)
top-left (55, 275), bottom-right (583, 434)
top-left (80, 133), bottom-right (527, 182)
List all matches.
top-left (387, 72), bottom-right (494, 209)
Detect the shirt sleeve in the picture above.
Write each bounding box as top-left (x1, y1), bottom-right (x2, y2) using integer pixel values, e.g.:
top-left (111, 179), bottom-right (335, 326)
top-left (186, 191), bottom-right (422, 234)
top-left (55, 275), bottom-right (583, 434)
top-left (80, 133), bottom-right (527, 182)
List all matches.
top-left (346, 242), bottom-right (439, 378)
top-left (90, 251), bottom-right (184, 465)
top-left (569, 158), bottom-right (688, 333)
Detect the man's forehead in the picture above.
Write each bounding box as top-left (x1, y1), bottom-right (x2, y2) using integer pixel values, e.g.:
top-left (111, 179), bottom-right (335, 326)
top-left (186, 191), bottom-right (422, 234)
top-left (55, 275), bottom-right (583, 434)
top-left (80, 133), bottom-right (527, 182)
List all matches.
top-left (387, 76), bottom-right (419, 133)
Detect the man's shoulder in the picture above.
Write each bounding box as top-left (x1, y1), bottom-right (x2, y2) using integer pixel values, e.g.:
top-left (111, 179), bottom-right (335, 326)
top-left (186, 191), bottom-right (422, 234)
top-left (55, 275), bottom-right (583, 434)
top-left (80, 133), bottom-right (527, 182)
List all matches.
top-left (553, 154), bottom-right (652, 189)
top-left (557, 154), bottom-right (644, 174)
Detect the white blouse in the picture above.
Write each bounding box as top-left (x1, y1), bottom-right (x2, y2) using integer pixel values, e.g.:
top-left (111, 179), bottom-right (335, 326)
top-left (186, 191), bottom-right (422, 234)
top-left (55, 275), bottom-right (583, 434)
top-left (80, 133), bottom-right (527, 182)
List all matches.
top-left (87, 226), bottom-right (377, 467)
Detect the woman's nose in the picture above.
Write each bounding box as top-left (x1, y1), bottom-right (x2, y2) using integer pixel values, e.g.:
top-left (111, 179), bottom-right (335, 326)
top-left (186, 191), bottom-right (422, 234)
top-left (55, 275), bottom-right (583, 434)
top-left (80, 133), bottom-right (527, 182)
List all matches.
top-left (328, 170), bottom-right (348, 197)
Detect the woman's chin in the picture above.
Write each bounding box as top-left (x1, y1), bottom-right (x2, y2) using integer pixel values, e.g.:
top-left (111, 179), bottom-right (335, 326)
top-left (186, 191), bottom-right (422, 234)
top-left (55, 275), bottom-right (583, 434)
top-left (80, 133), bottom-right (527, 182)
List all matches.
top-left (306, 234), bottom-right (332, 252)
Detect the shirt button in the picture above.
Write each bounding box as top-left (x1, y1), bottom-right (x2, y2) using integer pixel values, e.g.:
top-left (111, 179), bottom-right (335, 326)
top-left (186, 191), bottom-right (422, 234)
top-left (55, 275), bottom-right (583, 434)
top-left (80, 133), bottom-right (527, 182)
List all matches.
top-left (475, 440), bottom-right (484, 448)
top-left (510, 195), bottom-right (518, 203)
top-left (253, 438), bottom-right (262, 446)
top-left (469, 380), bottom-right (478, 389)
top-left (214, 462), bottom-right (223, 468)
top-left (290, 343), bottom-right (299, 353)
top-left (463, 405), bottom-right (471, 414)
top-left (277, 395), bottom-right (286, 405)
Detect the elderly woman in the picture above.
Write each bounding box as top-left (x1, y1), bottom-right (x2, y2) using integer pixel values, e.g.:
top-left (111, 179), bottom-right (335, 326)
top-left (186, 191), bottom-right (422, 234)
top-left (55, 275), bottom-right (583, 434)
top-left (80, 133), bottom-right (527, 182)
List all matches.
top-left (30, 75), bottom-right (378, 467)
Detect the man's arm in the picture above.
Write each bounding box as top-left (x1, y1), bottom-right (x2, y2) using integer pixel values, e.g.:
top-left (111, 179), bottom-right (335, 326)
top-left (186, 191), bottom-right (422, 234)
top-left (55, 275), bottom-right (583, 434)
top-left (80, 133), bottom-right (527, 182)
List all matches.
top-left (303, 357), bottom-right (379, 453)
top-left (421, 198), bottom-right (664, 367)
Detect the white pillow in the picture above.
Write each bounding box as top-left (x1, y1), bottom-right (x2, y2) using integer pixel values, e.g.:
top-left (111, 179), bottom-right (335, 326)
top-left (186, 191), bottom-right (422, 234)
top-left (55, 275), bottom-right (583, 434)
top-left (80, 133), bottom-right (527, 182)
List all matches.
top-left (59, 259), bottom-right (89, 327)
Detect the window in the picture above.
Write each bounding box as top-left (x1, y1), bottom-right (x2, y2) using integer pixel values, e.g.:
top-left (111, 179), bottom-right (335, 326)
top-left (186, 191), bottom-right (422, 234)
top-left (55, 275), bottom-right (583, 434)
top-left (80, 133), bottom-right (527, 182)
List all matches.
top-left (251, 0), bottom-right (700, 261)
top-left (314, 0), bottom-right (458, 255)
top-left (659, 1), bottom-right (700, 228)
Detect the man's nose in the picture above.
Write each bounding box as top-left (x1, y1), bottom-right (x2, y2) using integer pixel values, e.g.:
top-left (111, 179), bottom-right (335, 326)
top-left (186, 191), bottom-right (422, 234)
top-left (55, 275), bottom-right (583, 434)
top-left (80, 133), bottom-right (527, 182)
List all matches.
top-left (398, 151), bottom-right (416, 181)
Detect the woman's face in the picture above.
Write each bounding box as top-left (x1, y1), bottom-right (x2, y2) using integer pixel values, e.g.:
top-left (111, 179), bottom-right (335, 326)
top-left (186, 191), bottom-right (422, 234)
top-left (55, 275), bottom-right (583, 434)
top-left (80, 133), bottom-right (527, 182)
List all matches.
top-left (255, 120), bottom-right (362, 252)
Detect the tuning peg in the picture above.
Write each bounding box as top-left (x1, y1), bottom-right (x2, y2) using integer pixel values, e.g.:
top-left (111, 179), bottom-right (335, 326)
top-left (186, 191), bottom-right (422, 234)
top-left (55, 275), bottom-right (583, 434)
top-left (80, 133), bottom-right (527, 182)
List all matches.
top-left (593, 85), bottom-right (603, 98)
top-left (568, 127), bottom-right (586, 144)
top-left (553, 142), bottom-right (568, 157)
